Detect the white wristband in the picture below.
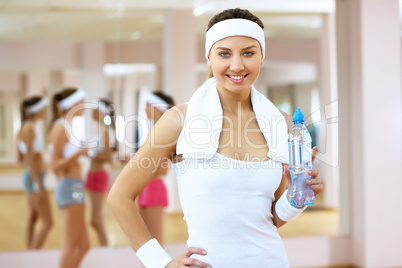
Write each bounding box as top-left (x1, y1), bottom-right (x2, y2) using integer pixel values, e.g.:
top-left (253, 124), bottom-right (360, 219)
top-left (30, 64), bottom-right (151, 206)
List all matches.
top-left (275, 189), bottom-right (307, 222)
top-left (136, 238), bottom-right (173, 268)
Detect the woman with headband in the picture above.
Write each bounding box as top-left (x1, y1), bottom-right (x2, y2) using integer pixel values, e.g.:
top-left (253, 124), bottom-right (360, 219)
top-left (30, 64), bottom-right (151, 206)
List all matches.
top-left (85, 98), bottom-right (115, 246)
top-left (48, 88), bottom-right (90, 268)
top-left (108, 8), bottom-right (323, 268)
top-left (17, 96), bottom-right (53, 249)
top-left (137, 91), bottom-right (175, 246)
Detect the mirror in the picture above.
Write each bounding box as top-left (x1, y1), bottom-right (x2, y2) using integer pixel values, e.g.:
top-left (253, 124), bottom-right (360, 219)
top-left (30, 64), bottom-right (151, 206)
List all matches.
top-left (0, 1), bottom-right (341, 253)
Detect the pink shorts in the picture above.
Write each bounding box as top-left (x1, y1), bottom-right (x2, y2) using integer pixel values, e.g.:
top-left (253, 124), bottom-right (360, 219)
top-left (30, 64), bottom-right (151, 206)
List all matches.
top-left (138, 178), bottom-right (168, 208)
top-left (85, 170), bottom-right (110, 193)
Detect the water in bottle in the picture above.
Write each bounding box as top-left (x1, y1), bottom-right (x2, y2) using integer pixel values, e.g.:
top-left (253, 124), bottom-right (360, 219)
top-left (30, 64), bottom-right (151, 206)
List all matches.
top-left (288, 109), bottom-right (315, 207)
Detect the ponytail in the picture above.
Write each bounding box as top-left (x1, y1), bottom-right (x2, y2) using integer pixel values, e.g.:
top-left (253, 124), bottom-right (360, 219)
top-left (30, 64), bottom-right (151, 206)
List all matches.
top-left (48, 88), bottom-right (79, 131)
top-left (20, 96), bottom-right (42, 126)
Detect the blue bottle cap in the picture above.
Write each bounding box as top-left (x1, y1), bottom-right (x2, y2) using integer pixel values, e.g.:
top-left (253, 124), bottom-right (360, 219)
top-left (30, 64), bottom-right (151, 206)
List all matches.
top-left (293, 109), bottom-right (304, 124)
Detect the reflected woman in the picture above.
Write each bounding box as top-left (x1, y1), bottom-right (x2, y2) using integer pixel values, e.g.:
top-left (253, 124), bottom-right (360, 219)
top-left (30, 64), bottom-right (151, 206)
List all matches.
top-left (86, 98), bottom-right (116, 246)
top-left (17, 95), bottom-right (53, 249)
top-left (48, 88), bottom-right (89, 268)
top-left (137, 91), bottom-right (174, 246)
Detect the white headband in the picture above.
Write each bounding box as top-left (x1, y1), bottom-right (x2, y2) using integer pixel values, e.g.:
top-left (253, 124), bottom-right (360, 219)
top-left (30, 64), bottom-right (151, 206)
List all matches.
top-left (205, 18), bottom-right (265, 59)
top-left (146, 92), bottom-right (169, 113)
top-left (97, 100), bottom-right (112, 115)
top-left (27, 97), bottom-right (49, 114)
top-left (59, 89), bottom-right (86, 111)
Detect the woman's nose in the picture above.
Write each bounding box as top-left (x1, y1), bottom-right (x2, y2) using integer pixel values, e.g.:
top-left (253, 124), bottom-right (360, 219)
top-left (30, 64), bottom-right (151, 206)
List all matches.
top-left (229, 55), bottom-right (245, 72)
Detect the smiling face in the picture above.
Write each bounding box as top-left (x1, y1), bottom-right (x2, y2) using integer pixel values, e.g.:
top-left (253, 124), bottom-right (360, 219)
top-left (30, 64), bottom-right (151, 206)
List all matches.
top-left (208, 36), bottom-right (263, 95)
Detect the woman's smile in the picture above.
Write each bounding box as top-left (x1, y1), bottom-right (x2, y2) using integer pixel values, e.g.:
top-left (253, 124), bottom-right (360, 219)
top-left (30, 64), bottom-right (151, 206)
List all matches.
top-left (226, 74), bottom-right (249, 83)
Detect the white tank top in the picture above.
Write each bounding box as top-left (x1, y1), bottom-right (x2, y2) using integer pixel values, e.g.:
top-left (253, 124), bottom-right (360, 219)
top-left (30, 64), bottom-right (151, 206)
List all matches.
top-left (18, 121), bottom-right (44, 154)
top-left (172, 152), bottom-right (289, 267)
top-left (48, 118), bottom-right (81, 158)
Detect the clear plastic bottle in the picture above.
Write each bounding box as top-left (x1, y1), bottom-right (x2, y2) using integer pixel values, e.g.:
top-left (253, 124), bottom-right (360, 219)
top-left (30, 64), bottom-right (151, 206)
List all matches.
top-left (288, 109), bottom-right (315, 207)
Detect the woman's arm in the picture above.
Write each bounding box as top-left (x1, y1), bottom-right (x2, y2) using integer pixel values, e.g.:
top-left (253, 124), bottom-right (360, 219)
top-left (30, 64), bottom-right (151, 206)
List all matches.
top-left (107, 106), bottom-right (185, 250)
top-left (21, 125), bottom-right (44, 192)
top-left (108, 105), bottom-right (221, 268)
top-left (17, 144), bottom-right (24, 164)
top-left (154, 158), bottom-right (170, 177)
top-left (272, 110), bottom-right (323, 228)
top-left (272, 149), bottom-right (322, 228)
top-left (48, 124), bottom-right (86, 173)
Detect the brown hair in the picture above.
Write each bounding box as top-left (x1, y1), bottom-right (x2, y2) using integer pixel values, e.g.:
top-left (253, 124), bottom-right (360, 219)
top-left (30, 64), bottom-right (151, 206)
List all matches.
top-left (206, 8), bottom-right (264, 79)
top-left (20, 96), bottom-right (43, 125)
top-left (98, 98), bottom-right (117, 151)
top-left (50, 88), bottom-right (78, 127)
top-left (152, 91), bottom-right (175, 107)
top-left (98, 98), bottom-right (115, 117)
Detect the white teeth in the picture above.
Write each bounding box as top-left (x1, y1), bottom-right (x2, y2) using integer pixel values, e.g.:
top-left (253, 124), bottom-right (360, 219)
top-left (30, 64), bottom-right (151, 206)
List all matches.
top-left (229, 75), bottom-right (244, 79)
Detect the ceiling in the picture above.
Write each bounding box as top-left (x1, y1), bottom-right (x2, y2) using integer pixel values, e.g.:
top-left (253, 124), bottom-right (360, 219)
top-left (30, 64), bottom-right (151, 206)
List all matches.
top-left (0, 0), bottom-right (335, 42)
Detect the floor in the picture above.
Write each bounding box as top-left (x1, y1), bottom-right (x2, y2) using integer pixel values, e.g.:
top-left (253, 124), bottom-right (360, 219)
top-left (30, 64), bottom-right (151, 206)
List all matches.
top-left (0, 190), bottom-right (339, 251)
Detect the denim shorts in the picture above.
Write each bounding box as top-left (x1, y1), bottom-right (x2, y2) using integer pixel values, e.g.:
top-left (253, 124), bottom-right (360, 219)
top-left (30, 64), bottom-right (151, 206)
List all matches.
top-left (55, 178), bottom-right (85, 209)
top-left (22, 170), bottom-right (46, 193)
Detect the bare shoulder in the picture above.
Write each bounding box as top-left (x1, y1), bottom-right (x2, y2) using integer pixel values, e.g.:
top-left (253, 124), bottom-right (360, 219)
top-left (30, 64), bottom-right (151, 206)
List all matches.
top-left (167, 103), bottom-right (187, 120)
top-left (279, 110), bottom-right (293, 132)
top-left (147, 103), bottom-right (187, 150)
top-left (48, 123), bottom-right (67, 143)
top-left (157, 103), bottom-right (187, 134)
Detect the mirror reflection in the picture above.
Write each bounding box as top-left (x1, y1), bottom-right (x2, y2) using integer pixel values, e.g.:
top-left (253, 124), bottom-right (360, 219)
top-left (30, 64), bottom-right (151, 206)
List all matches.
top-left (0, 0), bottom-right (339, 259)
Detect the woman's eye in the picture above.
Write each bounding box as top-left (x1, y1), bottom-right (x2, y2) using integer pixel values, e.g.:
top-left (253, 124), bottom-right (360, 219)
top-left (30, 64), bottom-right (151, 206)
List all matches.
top-left (219, 52), bottom-right (230, 57)
top-left (244, 51), bottom-right (254, 56)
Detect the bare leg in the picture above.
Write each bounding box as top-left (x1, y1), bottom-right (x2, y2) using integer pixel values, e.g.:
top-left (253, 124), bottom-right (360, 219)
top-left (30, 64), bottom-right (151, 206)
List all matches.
top-left (25, 194), bottom-right (38, 249)
top-left (73, 220), bottom-right (90, 267)
top-left (139, 206), bottom-right (165, 245)
top-left (89, 191), bottom-right (108, 246)
top-left (59, 205), bottom-right (90, 268)
top-left (30, 192), bottom-right (53, 249)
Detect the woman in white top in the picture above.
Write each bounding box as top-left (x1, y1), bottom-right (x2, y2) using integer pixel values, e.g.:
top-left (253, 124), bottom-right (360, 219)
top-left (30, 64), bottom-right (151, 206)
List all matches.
top-left (108, 8), bottom-right (324, 268)
top-left (48, 88), bottom-right (90, 268)
top-left (17, 95), bottom-right (53, 249)
top-left (85, 98), bottom-right (115, 246)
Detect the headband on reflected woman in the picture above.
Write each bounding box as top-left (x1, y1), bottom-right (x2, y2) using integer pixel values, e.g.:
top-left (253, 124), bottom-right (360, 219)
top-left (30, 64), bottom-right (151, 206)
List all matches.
top-left (59, 89), bottom-right (86, 111)
top-left (146, 92), bottom-right (170, 113)
top-left (27, 97), bottom-right (49, 114)
top-left (205, 18), bottom-right (265, 59)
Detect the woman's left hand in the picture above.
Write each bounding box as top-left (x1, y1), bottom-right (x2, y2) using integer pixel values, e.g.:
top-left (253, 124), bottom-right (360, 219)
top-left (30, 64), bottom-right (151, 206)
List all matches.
top-left (284, 146), bottom-right (324, 196)
top-left (307, 146), bottom-right (323, 196)
top-left (306, 168), bottom-right (323, 196)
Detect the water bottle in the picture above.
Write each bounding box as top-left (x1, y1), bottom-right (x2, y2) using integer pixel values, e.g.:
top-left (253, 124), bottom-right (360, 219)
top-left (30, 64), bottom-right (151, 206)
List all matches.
top-left (288, 109), bottom-right (315, 207)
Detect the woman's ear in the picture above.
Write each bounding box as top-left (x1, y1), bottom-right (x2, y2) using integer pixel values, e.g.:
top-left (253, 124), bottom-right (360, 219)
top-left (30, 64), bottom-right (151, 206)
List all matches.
top-left (207, 58), bottom-right (211, 66)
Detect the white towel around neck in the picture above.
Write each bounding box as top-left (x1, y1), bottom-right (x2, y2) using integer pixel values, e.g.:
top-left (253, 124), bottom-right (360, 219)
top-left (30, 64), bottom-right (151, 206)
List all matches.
top-left (176, 77), bottom-right (289, 163)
